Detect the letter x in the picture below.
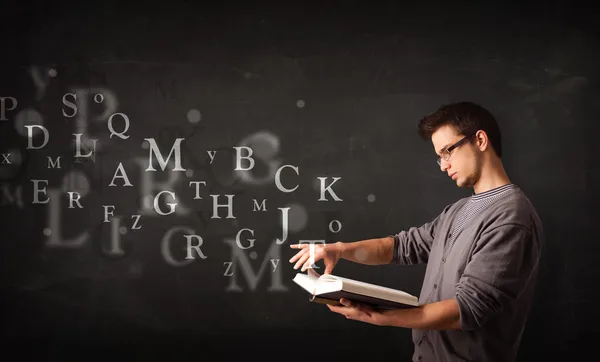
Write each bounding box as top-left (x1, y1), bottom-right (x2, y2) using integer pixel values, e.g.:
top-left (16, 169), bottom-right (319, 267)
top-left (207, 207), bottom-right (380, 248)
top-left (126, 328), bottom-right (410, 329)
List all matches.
top-left (1, 153), bottom-right (10, 164)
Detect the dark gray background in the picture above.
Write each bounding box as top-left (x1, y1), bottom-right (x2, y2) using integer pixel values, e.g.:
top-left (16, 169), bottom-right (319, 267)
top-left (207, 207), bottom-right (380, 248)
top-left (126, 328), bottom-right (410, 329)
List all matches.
top-left (1, 1), bottom-right (598, 360)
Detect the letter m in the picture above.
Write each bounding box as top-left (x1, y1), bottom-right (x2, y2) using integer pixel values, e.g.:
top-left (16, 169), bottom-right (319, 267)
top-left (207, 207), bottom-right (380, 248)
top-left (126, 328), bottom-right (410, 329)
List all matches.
top-left (224, 239), bottom-right (288, 292)
top-left (47, 156), bottom-right (61, 169)
top-left (144, 138), bottom-right (186, 171)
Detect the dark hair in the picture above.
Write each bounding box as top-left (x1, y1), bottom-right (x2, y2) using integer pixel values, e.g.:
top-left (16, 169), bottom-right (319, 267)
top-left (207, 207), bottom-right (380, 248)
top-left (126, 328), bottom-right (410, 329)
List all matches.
top-left (417, 102), bottom-right (503, 158)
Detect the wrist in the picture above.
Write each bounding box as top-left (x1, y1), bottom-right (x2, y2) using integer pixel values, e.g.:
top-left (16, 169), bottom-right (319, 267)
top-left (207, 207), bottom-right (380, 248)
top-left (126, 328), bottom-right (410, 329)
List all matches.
top-left (335, 241), bottom-right (346, 259)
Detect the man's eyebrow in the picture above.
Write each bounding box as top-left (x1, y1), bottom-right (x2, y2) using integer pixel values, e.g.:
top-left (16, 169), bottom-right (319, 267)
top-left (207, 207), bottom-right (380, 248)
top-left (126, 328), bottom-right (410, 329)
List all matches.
top-left (437, 144), bottom-right (451, 156)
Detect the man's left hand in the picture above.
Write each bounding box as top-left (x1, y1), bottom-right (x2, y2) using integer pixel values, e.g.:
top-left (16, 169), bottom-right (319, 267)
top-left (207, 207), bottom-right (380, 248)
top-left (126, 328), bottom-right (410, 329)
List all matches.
top-left (327, 298), bottom-right (387, 326)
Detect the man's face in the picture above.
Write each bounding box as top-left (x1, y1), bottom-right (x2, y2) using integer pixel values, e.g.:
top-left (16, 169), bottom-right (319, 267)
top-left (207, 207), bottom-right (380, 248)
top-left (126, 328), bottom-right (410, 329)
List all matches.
top-left (431, 125), bottom-right (481, 188)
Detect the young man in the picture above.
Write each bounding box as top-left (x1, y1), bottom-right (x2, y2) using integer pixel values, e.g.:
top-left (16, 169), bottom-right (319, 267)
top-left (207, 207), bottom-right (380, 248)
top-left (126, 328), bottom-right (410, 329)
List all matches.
top-left (289, 102), bottom-right (544, 362)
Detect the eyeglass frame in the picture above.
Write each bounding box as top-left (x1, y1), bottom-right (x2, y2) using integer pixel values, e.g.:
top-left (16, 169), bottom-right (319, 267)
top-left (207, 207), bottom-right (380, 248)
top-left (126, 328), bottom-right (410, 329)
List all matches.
top-left (436, 131), bottom-right (478, 166)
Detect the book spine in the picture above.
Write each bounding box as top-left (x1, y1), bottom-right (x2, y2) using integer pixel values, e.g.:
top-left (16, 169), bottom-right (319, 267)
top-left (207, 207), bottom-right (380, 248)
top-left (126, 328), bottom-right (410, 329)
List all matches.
top-left (309, 296), bottom-right (342, 306)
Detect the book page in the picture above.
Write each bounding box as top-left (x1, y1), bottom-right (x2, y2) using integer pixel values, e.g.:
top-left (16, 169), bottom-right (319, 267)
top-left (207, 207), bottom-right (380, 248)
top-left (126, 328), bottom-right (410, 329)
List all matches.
top-left (292, 273), bottom-right (317, 295)
top-left (333, 275), bottom-right (419, 305)
top-left (307, 268), bottom-right (321, 282)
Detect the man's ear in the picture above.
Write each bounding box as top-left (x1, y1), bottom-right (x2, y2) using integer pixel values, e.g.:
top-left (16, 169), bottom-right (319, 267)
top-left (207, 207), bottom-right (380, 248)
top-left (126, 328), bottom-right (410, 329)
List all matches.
top-left (475, 130), bottom-right (489, 152)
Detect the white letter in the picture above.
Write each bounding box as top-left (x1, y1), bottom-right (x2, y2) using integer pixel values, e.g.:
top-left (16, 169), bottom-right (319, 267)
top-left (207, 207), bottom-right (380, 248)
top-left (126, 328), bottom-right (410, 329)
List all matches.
top-left (68, 192), bottom-right (83, 208)
top-left (144, 138), bottom-right (186, 171)
top-left (236, 228), bottom-right (255, 249)
top-left (317, 177), bottom-right (343, 201)
top-left (135, 157), bottom-right (189, 216)
top-left (109, 162), bottom-right (133, 187)
top-left (184, 235), bottom-right (207, 260)
top-left (107, 112), bottom-right (130, 139)
top-left (276, 207), bottom-right (290, 244)
top-left (253, 199), bottom-right (267, 211)
top-left (207, 150), bottom-right (216, 164)
top-left (26, 125), bottom-right (49, 150)
top-left (233, 146), bottom-right (254, 171)
top-left (329, 220), bottom-right (342, 233)
top-left (131, 215), bottom-right (142, 230)
top-left (189, 181), bottom-right (206, 199)
top-left (275, 165), bottom-right (299, 192)
top-left (73, 133), bottom-right (97, 160)
top-left (298, 240), bottom-right (326, 269)
top-left (32, 180), bottom-right (49, 204)
top-left (154, 190), bottom-right (177, 215)
top-left (211, 194), bottom-right (235, 219)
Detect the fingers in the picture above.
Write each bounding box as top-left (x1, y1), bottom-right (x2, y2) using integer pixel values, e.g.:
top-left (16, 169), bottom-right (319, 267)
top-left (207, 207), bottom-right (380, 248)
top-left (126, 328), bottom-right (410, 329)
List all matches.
top-left (339, 298), bottom-right (352, 308)
top-left (340, 298), bottom-right (372, 317)
top-left (289, 243), bottom-right (309, 249)
top-left (288, 248), bottom-right (307, 264)
top-left (293, 252), bottom-right (310, 270)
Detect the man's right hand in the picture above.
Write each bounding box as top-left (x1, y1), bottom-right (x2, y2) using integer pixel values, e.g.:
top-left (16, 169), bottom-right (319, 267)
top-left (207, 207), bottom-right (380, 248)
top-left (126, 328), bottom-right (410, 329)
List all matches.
top-left (289, 242), bottom-right (344, 274)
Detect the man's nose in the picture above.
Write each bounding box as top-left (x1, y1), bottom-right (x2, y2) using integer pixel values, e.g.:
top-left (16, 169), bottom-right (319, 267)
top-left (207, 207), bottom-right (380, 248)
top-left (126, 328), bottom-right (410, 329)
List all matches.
top-left (439, 159), bottom-right (449, 172)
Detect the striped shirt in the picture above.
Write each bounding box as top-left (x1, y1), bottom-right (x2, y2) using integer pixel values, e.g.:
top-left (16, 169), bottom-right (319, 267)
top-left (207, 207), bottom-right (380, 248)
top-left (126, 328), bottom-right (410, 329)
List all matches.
top-left (391, 183), bottom-right (544, 362)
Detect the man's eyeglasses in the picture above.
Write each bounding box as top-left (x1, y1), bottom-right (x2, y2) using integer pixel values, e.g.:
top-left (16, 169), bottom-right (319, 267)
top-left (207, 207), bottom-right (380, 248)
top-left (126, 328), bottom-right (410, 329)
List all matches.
top-left (436, 132), bottom-right (477, 166)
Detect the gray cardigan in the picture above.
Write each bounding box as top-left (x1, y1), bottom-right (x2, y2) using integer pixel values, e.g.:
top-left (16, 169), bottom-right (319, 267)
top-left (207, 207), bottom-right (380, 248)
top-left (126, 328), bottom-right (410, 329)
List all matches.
top-left (391, 184), bottom-right (544, 362)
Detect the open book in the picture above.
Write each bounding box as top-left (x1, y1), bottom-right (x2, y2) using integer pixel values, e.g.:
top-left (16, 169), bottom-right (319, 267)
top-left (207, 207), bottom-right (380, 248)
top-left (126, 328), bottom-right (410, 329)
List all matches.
top-left (292, 269), bottom-right (419, 309)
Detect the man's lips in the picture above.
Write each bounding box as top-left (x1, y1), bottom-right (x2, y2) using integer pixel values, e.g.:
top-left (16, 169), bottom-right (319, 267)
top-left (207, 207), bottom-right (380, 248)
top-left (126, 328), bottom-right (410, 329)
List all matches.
top-left (450, 173), bottom-right (457, 180)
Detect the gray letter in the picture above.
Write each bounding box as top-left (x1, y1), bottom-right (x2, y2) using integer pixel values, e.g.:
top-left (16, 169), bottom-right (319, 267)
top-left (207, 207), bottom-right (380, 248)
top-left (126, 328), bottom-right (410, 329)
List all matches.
top-left (103, 205), bottom-right (115, 222)
top-left (161, 226), bottom-right (195, 267)
top-left (47, 156), bottom-right (61, 169)
top-left (32, 180), bottom-right (50, 204)
top-left (224, 239), bottom-right (288, 292)
top-left (207, 150), bottom-right (216, 164)
top-left (0, 97), bottom-right (18, 120)
top-left (106, 216), bottom-right (125, 256)
top-left (1, 184), bottom-right (24, 208)
top-left (131, 214), bottom-right (142, 230)
top-left (62, 93), bottom-right (77, 118)
top-left (45, 189), bottom-right (89, 248)
top-left (223, 262), bottom-right (234, 276)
